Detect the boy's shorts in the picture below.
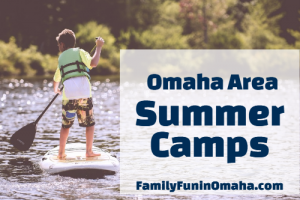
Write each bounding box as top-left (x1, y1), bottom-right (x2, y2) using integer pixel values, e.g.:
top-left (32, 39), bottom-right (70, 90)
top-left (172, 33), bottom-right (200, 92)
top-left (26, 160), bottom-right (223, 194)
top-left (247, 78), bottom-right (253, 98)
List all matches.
top-left (62, 97), bottom-right (95, 128)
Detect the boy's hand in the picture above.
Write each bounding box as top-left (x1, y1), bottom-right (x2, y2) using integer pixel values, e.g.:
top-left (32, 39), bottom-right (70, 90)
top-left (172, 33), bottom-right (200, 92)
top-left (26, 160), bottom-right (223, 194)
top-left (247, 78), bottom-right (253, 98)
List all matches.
top-left (96, 37), bottom-right (105, 47)
top-left (54, 88), bottom-right (61, 95)
top-left (53, 81), bottom-right (61, 95)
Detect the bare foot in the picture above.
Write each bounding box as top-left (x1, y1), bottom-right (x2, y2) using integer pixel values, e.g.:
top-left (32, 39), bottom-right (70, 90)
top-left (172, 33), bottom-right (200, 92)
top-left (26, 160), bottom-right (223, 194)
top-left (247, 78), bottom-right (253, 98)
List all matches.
top-left (86, 151), bottom-right (101, 157)
top-left (57, 153), bottom-right (67, 159)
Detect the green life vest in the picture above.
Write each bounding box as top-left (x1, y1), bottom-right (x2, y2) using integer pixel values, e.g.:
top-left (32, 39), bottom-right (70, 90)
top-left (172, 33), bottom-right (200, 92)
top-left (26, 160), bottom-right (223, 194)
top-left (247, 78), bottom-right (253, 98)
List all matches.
top-left (58, 48), bottom-right (91, 83)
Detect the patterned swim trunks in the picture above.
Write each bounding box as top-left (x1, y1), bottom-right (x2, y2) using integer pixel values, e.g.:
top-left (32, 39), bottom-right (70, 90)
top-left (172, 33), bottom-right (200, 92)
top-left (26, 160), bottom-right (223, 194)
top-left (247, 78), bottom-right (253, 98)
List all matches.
top-left (62, 97), bottom-right (95, 128)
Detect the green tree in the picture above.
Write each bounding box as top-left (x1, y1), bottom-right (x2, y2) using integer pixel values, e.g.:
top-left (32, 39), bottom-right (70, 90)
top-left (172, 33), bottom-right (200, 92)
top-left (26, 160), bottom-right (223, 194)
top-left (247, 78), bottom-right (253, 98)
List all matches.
top-left (0, 37), bottom-right (57, 76)
top-left (138, 1), bottom-right (190, 49)
top-left (273, 0), bottom-right (300, 44)
top-left (237, 0), bottom-right (289, 49)
top-left (179, 0), bottom-right (238, 48)
top-left (76, 21), bottom-right (119, 75)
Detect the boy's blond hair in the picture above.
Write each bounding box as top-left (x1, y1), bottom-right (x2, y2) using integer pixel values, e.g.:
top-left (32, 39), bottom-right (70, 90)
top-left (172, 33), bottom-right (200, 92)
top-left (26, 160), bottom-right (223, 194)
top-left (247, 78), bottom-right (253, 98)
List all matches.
top-left (56, 29), bottom-right (76, 48)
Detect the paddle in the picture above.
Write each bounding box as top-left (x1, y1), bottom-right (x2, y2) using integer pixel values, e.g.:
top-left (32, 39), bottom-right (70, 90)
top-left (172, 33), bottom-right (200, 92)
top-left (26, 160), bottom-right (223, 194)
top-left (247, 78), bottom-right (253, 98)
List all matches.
top-left (10, 86), bottom-right (64, 151)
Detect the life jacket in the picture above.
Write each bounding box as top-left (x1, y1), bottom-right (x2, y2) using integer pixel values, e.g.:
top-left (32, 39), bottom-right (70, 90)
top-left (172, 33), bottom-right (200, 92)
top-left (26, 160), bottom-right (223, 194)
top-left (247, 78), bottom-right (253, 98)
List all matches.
top-left (58, 48), bottom-right (91, 83)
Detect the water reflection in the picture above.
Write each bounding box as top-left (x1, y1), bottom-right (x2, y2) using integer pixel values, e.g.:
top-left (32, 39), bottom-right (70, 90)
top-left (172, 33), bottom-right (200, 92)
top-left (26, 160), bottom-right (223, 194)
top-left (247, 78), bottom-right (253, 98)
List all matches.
top-left (58, 169), bottom-right (115, 179)
top-left (1, 158), bottom-right (42, 183)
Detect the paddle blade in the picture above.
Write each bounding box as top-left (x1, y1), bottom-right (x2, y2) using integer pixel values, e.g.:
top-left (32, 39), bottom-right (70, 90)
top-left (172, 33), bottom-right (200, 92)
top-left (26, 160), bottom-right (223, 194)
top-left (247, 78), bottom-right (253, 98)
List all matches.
top-left (10, 122), bottom-right (36, 151)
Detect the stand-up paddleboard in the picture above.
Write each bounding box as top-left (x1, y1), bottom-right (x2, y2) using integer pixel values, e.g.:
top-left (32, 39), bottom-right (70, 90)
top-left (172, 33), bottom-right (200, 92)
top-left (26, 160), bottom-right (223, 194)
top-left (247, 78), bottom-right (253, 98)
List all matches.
top-left (39, 143), bottom-right (119, 174)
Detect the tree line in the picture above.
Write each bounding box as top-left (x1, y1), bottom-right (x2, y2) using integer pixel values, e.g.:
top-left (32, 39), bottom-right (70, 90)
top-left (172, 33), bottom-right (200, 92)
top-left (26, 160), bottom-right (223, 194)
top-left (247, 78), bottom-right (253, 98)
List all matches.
top-left (0, 0), bottom-right (299, 76)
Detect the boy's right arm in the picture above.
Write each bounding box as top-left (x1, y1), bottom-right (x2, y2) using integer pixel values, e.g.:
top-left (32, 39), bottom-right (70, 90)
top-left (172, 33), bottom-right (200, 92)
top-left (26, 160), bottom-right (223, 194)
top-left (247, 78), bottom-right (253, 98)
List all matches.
top-left (90, 37), bottom-right (104, 68)
top-left (53, 67), bottom-right (61, 95)
top-left (53, 81), bottom-right (61, 95)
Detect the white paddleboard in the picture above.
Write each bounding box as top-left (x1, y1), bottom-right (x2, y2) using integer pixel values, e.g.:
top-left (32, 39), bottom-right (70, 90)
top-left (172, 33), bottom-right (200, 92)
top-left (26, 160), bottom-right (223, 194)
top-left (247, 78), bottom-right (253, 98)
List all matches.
top-left (39, 143), bottom-right (119, 174)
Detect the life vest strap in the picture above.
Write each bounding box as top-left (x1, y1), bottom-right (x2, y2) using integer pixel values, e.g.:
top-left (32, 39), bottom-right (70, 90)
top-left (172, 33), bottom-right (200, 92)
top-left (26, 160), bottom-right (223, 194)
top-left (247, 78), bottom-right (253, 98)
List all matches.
top-left (60, 61), bottom-right (87, 78)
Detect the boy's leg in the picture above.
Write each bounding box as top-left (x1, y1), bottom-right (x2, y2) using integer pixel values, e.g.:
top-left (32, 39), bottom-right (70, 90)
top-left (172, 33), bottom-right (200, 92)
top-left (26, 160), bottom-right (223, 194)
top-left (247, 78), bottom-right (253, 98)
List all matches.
top-left (58, 127), bottom-right (70, 158)
top-left (86, 125), bottom-right (100, 157)
top-left (59, 99), bottom-right (77, 159)
top-left (76, 98), bottom-right (99, 157)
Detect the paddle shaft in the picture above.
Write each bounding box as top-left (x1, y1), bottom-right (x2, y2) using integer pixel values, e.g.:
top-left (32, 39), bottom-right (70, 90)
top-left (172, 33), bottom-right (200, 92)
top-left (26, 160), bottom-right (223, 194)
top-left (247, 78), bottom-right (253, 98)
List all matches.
top-left (90, 45), bottom-right (96, 55)
top-left (35, 86), bottom-right (64, 124)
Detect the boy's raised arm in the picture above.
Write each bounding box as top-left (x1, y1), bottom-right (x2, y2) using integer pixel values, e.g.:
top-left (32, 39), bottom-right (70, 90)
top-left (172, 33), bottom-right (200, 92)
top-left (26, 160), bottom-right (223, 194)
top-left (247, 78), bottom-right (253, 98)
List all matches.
top-left (90, 37), bottom-right (105, 68)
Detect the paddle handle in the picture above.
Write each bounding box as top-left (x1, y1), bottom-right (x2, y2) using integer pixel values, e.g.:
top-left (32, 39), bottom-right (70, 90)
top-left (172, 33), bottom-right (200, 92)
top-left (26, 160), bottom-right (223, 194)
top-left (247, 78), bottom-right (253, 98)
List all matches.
top-left (35, 86), bottom-right (64, 124)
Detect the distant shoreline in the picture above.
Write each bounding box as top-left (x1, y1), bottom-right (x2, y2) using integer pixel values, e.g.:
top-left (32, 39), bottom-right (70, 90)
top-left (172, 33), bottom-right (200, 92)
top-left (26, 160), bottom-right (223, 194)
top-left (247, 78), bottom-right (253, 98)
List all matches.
top-left (0, 74), bottom-right (120, 82)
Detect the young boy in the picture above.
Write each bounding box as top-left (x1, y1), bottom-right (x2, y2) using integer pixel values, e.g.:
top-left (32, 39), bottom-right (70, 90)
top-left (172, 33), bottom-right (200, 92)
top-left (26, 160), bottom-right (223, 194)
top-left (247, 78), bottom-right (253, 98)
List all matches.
top-left (53, 29), bottom-right (104, 159)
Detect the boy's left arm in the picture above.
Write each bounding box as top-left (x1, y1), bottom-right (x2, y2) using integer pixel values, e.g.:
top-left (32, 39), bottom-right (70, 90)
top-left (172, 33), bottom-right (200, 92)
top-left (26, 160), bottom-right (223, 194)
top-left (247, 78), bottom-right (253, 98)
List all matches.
top-left (79, 37), bottom-right (104, 69)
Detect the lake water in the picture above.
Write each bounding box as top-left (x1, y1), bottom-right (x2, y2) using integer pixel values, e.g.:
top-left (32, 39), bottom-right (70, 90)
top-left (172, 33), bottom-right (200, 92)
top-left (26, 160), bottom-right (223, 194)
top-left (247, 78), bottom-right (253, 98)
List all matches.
top-left (0, 77), bottom-right (124, 199)
top-left (0, 78), bottom-right (299, 199)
